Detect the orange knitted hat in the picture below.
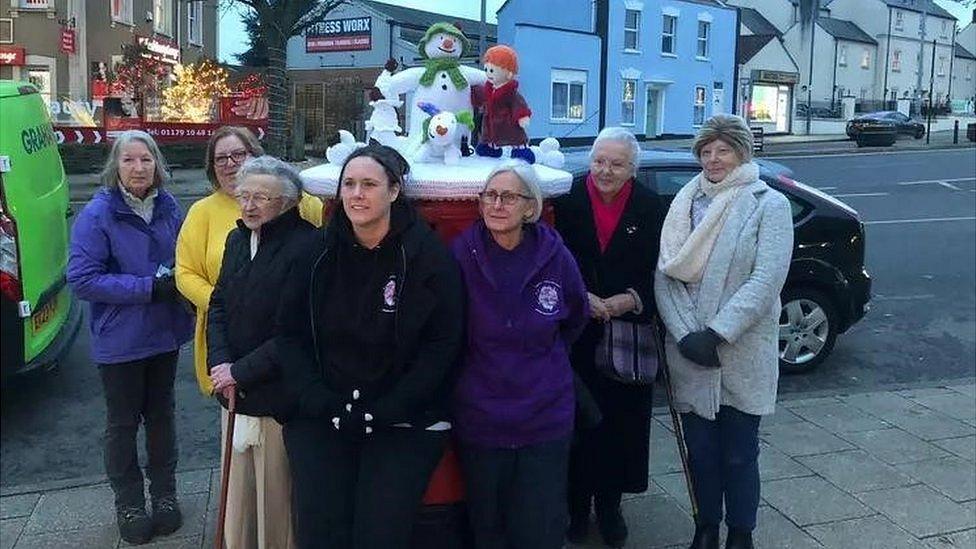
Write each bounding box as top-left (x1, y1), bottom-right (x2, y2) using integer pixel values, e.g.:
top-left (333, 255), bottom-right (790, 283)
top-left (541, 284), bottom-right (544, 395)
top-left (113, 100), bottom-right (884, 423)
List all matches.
top-left (483, 45), bottom-right (518, 74)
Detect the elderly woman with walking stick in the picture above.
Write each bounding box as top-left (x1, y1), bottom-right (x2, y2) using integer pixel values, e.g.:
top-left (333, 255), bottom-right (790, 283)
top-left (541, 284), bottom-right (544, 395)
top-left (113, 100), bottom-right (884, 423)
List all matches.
top-left (655, 114), bottom-right (793, 549)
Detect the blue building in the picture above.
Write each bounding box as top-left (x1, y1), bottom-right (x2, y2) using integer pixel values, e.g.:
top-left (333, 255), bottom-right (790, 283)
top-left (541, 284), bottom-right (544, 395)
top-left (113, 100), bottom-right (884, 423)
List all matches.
top-left (497, 0), bottom-right (739, 142)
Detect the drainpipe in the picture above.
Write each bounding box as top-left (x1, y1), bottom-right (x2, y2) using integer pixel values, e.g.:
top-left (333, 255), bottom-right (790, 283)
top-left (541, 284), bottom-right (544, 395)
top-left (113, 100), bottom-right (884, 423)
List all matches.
top-left (883, 7), bottom-right (892, 105)
top-left (947, 30), bottom-right (956, 102)
top-left (732, 7), bottom-right (741, 115)
top-left (832, 40), bottom-right (838, 112)
top-left (597, 0), bottom-right (609, 130)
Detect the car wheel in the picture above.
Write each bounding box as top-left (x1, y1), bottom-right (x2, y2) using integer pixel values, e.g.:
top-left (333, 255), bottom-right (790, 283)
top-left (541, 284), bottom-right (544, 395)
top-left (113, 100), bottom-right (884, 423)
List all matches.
top-left (914, 127), bottom-right (924, 139)
top-left (778, 288), bottom-right (838, 374)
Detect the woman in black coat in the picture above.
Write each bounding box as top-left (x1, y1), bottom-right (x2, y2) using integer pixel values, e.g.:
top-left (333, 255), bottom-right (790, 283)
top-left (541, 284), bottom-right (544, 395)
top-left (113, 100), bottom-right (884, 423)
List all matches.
top-left (277, 144), bottom-right (464, 549)
top-left (554, 127), bottom-right (662, 548)
top-left (206, 156), bottom-right (317, 547)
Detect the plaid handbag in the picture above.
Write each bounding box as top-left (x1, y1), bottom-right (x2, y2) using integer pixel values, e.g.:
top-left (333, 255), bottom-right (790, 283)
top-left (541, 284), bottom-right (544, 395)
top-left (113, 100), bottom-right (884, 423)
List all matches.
top-left (594, 318), bottom-right (664, 385)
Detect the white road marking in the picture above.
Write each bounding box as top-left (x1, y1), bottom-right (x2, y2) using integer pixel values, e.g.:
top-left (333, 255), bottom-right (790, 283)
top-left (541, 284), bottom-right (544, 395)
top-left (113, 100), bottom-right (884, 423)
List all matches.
top-left (865, 216), bottom-right (976, 225)
top-left (817, 186), bottom-right (838, 191)
top-left (896, 177), bottom-right (976, 186)
top-left (833, 192), bottom-right (889, 198)
top-left (874, 294), bottom-right (937, 301)
top-left (938, 181), bottom-right (963, 191)
top-left (771, 147), bottom-right (976, 160)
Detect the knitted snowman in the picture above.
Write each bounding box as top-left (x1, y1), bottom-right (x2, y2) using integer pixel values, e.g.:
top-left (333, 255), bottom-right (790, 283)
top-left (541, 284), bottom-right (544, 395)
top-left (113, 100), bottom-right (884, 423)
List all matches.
top-left (375, 22), bottom-right (486, 155)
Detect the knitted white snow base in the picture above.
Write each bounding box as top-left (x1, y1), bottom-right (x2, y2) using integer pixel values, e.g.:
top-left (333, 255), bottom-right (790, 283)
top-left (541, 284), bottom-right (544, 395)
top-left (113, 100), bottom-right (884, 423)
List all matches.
top-left (301, 155), bottom-right (573, 201)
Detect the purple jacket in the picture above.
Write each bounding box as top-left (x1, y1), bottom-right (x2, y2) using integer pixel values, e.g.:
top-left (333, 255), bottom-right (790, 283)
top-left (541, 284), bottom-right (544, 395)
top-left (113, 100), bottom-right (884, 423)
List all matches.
top-left (67, 188), bottom-right (193, 364)
top-left (451, 221), bottom-right (589, 448)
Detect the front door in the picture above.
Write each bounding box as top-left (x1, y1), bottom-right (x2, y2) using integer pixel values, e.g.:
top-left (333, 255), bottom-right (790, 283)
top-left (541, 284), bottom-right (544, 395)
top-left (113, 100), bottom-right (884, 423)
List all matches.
top-left (776, 85), bottom-right (791, 132)
top-left (645, 88), bottom-right (659, 136)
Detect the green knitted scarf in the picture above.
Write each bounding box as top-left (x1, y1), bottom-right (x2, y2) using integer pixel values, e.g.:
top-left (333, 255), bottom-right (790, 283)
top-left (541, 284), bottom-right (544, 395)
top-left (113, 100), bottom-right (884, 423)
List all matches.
top-left (419, 58), bottom-right (467, 90)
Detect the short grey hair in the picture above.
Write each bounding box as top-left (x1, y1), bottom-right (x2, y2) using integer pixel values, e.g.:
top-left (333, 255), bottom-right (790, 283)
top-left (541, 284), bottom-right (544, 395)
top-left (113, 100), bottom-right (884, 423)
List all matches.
top-left (100, 130), bottom-right (170, 189)
top-left (484, 161), bottom-right (544, 223)
top-left (236, 156), bottom-right (303, 202)
top-left (590, 126), bottom-right (641, 177)
top-left (692, 113), bottom-right (754, 163)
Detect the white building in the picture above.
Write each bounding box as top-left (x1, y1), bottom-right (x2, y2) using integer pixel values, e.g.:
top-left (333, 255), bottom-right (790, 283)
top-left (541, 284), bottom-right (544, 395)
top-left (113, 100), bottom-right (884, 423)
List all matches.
top-left (736, 7), bottom-right (801, 133)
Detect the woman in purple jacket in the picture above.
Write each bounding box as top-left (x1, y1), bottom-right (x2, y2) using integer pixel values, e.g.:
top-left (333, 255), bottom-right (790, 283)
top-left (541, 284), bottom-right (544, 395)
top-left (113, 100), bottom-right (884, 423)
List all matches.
top-left (451, 162), bottom-right (589, 549)
top-left (67, 130), bottom-right (193, 545)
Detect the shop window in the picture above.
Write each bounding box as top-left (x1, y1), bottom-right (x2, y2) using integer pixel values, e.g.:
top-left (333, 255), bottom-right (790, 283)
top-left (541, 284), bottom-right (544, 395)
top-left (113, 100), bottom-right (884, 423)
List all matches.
top-left (696, 21), bottom-right (710, 58)
top-left (27, 66), bottom-right (51, 104)
top-left (861, 49), bottom-right (870, 69)
top-left (624, 9), bottom-right (641, 51)
top-left (661, 14), bottom-right (676, 55)
top-left (839, 45), bottom-right (847, 67)
top-left (188, 2), bottom-right (203, 45)
top-left (112, 0), bottom-right (133, 25)
top-left (551, 69), bottom-right (586, 122)
top-left (621, 79), bottom-right (637, 125)
top-left (18, 0), bottom-right (50, 9)
top-left (894, 10), bottom-right (903, 31)
top-left (154, 0), bottom-right (174, 36)
top-left (693, 85), bottom-right (706, 126)
top-left (892, 49), bottom-right (901, 72)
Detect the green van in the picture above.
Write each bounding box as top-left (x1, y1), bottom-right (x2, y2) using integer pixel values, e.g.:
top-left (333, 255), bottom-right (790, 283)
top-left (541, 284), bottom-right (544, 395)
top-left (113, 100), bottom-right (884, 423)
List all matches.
top-left (0, 80), bottom-right (81, 380)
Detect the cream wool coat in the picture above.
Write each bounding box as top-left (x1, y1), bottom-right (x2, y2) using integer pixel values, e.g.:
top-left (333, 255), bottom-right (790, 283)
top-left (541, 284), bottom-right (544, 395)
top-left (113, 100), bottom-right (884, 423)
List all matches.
top-left (655, 178), bottom-right (793, 420)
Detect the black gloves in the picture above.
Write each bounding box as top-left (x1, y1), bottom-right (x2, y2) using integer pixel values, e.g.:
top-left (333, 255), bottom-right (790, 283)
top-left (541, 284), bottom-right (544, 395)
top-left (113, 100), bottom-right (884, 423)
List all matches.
top-left (679, 329), bottom-right (724, 368)
top-left (331, 389), bottom-right (374, 442)
top-left (151, 275), bottom-right (179, 303)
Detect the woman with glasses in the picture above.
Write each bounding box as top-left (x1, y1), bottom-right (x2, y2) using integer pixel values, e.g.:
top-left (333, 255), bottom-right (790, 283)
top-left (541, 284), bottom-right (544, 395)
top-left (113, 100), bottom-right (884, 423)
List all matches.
top-left (554, 127), bottom-right (662, 548)
top-left (175, 127), bottom-right (321, 549)
top-left (451, 162), bottom-right (589, 549)
top-left (176, 126), bottom-right (321, 401)
top-left (206, 156), bottom-right (318, 549)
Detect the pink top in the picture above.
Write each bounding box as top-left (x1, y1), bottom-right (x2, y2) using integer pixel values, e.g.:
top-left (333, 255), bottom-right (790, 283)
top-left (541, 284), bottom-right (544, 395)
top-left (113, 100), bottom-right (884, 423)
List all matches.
top-left (586, 173), bottom-right (634, 253)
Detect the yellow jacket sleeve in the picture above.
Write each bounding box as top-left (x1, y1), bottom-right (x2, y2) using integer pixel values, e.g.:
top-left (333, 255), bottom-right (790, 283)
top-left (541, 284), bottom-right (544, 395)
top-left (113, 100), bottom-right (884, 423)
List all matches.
top-left (176, 202), bottom-right (216, 312)
top-left (298, 193), bottom-right (325, 228)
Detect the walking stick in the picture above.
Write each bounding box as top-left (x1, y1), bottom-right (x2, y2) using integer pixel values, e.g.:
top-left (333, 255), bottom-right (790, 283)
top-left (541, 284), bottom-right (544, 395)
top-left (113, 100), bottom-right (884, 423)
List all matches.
top-left (215, 390), bottom-right (236, 549)
top-left (660, 358), bottom-right (699, 520)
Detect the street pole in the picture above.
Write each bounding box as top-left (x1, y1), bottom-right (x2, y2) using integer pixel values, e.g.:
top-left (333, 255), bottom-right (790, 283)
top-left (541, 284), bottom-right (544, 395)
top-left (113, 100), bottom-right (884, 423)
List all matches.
top-left (805, 0), bottom-right (818, 134)
top-left (927, 38), bottom-right (935, 144)
top-left (479, 0), bottom-right (487, 59)
top-left (916, 0), bottom-right (928, 107)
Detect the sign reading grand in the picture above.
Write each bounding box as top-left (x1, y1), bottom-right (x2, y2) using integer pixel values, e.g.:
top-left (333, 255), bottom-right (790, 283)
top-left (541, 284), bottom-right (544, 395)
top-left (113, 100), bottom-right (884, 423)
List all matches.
top-left (306, 17), bottom-right (372, 53)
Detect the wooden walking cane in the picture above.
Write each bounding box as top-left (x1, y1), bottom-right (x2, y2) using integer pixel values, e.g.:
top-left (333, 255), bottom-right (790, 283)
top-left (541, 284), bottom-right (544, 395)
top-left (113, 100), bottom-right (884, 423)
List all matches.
top-left (215, 390), bottom-right (236, 549)
top-left (660, 359), bottom-right (700, 519)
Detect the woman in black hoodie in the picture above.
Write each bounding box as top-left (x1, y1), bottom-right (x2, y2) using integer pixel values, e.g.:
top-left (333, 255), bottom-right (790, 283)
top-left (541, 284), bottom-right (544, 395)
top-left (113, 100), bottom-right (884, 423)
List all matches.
top-left (278, 145), bottom-right (464, 549)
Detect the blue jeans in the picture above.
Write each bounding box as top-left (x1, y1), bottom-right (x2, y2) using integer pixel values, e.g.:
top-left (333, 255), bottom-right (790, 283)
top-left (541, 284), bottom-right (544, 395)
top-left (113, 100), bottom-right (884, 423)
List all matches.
top-left (681, 406), bottom-right (761, 531)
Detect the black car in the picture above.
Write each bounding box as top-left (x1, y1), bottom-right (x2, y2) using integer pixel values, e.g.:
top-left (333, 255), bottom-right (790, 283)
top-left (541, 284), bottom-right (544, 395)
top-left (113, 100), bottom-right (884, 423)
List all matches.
top-left (565, 150), bottom-right (872, 373)
top-left (846, 111), bottom-right (925, 140)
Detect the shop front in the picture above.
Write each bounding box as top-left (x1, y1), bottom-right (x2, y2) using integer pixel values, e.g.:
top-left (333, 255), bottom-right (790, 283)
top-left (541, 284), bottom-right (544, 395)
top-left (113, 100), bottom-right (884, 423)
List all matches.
top-left (746, 70), bottom-right (797, 134)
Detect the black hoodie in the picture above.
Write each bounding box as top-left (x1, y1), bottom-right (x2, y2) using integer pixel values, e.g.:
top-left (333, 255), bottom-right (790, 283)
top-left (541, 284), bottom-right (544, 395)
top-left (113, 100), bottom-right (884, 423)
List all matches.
top-left (277, 199), bottom-right (464, 429)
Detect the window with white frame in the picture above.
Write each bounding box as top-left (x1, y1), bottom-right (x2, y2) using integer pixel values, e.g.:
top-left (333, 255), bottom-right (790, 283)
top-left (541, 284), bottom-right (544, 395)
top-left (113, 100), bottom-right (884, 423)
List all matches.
top-left (551, 69), bottom-right (586, 122)
top-left (188, 2), bottom-right (203, 45)
top-left (697, 21), bottom-right (710, 58)
top-left (894, 10), bottom-right (903, 31)
top-left (693, 85), bottom-right (706, 126)
top-left (27, 66), bottom-right (51, 104)
top-left (839, 45), bottom-right (848, 66)
top-left (0, 19), bottom-right (12, 44)
top-left (624, 9), bottom-right (641, 51)
top-left (937, 56), bottom-right (946, 76)
top-left (861, 49), bottom-right (870, 69)
top-left (662, 14), bottom-right (676, 55)
top-left (892, 49), bottom-right (901, 72)
top-left (112, 0), bottom-right (133, 25)
top-left (154, 0), bottom-right (173, 36)
top-left (621, 79), bottom-right (637, 125)
top-left (940, 20), bottom-right (948, 38)
top-left (18, 0), bottom-right (50, 9)
top-left (967, 64), bottom-right (972, 81)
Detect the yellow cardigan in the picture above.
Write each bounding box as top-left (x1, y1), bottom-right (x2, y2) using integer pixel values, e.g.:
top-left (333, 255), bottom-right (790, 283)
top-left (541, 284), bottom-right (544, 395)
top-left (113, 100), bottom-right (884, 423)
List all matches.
top-left (176, 191), bottom-right (323, 395)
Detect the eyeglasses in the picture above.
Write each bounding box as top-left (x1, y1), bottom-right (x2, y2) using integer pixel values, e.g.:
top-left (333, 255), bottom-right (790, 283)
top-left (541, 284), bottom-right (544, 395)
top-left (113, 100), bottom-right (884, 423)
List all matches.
top-left (234, 192), bottom-right (282, 205)
top-left (591, 158), bottom-right (630, 172)
top-left (479, 190), bottom-right (531, 206)
top-left (214, 150), bottom-right (249, 167)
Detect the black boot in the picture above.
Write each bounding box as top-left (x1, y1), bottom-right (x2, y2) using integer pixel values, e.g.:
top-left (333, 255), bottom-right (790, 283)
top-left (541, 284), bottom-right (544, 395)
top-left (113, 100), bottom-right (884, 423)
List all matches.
top-left (150, 494), bottom-right (182, 536)
top-left (688, 522), bottom-right (719, 549)
top-left (725, 528), bottom-right (754, 549)
top-left (595, 494), bottom-right (627, 548)
top-left (116, 505), bottom-right (153, 545)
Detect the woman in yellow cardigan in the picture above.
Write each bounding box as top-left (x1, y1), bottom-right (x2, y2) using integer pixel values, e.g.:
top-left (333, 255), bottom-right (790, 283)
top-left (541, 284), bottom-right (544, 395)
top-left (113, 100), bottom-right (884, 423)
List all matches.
top-left (176, 126), bottom-right (322, 396)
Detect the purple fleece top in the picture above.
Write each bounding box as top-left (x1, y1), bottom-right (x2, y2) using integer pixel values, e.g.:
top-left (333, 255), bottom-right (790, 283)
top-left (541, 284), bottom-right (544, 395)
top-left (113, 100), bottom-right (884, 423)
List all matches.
top-left (451, 220), bottom-right (589, 449)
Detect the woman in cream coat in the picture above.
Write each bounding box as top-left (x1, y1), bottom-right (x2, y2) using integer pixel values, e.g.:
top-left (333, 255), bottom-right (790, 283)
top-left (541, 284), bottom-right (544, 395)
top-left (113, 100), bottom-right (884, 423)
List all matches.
top-left (655, 114), bottom-right (793, 549)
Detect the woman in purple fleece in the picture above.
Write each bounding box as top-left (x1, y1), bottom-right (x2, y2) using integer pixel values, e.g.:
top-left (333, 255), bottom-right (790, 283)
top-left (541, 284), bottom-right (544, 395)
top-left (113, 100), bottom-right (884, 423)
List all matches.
top-left (451, 162), bottom-right (590, 549)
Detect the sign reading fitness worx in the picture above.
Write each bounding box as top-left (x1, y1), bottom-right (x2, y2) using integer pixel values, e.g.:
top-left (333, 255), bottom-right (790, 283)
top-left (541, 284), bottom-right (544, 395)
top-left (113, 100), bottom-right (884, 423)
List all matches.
top-left (306, 16), bottom-right (372, 53)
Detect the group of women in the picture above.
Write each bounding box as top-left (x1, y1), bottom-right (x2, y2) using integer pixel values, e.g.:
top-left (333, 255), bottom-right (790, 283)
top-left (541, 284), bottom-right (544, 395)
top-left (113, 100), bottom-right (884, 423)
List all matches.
top-left (67, 112), bottom-right (792, 549)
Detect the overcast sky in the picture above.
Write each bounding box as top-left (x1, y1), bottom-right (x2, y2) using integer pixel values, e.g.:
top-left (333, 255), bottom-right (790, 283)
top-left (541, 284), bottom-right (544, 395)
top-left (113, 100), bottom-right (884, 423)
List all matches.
top-left (217, 0), bottom-right (973, 64)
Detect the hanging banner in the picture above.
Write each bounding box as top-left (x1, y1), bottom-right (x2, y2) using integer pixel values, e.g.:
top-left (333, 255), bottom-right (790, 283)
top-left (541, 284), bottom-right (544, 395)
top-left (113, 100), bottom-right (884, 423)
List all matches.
top-left (306, 17), bottom-right (372, 53)
top-left (60, 27), bottom-right (76, 55)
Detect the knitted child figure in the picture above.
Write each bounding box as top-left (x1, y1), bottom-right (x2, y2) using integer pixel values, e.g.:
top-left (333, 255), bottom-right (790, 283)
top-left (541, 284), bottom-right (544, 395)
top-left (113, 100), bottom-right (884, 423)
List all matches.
top-left (474, 45), bottom-right (535, 164)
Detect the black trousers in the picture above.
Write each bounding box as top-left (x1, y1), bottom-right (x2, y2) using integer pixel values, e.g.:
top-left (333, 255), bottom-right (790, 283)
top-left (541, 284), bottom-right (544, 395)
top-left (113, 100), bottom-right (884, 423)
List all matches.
top-left (459, 437), bottom-right (571, 549)
top-left (98, 350), bottom-right (179, 509)
top-left (284, 419), bottom-right (447, 549)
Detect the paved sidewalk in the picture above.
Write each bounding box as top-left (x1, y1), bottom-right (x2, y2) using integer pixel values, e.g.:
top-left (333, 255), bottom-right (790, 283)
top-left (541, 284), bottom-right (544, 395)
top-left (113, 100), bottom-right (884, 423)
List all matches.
top-left (1, 382), bottom-right (973, 548)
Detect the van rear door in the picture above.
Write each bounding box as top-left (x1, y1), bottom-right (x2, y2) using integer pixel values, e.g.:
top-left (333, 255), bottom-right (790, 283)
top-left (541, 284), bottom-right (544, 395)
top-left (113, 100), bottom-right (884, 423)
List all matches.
top-left (0, 81), bottom-right (71, 364)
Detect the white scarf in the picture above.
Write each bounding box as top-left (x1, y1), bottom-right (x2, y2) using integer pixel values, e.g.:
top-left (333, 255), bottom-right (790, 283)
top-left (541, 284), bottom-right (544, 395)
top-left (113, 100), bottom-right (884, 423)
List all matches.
top-left (658, 162), bottom-right (759, 283)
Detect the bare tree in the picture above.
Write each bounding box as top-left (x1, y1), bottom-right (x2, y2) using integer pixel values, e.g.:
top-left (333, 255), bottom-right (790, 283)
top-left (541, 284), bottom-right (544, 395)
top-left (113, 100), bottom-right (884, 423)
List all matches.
top-left (220, 0), bottom-right (345, 157)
